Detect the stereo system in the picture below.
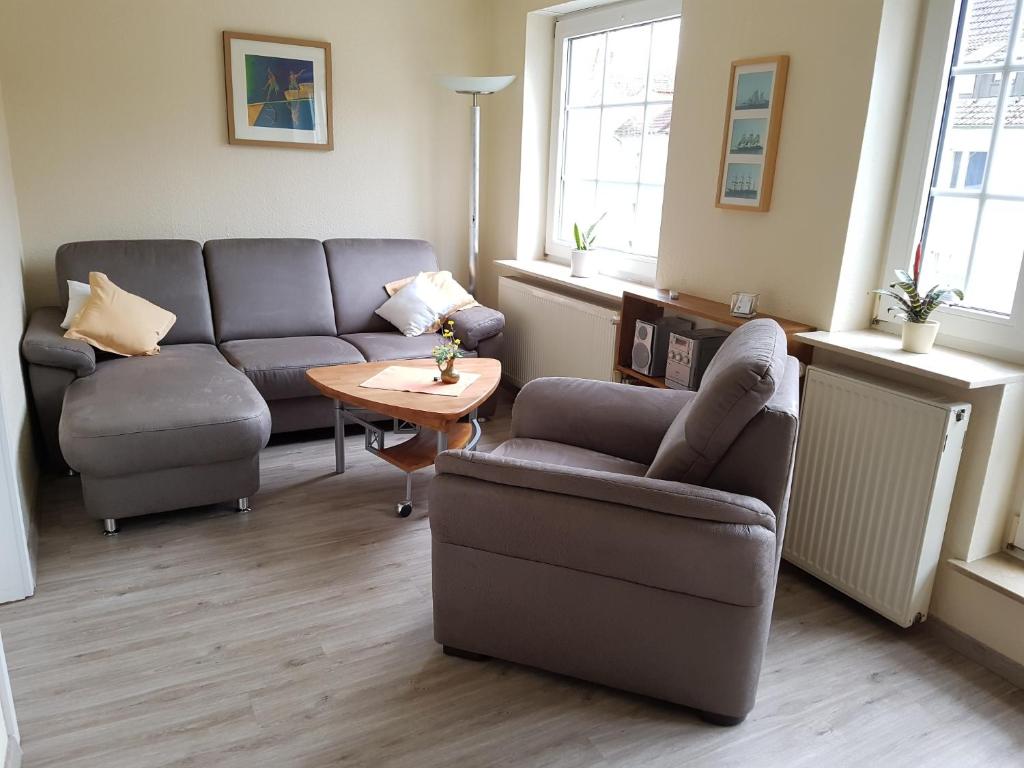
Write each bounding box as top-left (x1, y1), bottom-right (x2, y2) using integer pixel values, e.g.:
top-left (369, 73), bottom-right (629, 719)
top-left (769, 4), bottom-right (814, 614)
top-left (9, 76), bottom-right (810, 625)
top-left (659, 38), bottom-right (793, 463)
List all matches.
top-left (630, 317), bottom-right (695, 377)
top-left (665, 328), bottom-right (731, 390)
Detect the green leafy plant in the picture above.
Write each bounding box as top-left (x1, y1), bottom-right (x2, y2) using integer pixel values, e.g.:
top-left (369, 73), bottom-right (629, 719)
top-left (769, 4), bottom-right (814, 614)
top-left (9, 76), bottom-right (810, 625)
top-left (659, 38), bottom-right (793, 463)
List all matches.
top-left (572, 212), bottom-right (607, 251)
top-left (871, 243), bottom-right (963, 324)
top-left (432, 320), bottom-right (465, 367)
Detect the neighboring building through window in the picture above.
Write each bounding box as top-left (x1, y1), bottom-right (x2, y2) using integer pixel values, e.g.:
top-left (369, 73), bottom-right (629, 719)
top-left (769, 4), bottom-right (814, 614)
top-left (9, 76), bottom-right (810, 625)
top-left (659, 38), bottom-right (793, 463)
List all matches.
top-left (918, 0), bottom-right (1024, 317)
top-left (546, 0), bottom-right (681, 283)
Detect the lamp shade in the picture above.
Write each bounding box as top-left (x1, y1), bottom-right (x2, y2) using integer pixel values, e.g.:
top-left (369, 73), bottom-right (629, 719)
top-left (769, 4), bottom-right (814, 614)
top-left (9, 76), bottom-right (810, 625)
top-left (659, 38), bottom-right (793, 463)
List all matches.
top-left (439, 75), bottom-right (516, 95)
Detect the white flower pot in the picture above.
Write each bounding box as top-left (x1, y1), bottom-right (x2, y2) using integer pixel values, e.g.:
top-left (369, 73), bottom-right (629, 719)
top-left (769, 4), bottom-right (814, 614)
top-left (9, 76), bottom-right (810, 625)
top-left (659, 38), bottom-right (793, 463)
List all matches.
top-left (570, 248), bottom-right (600, 278)
top-left (901, 320), bottom-right (939, 354)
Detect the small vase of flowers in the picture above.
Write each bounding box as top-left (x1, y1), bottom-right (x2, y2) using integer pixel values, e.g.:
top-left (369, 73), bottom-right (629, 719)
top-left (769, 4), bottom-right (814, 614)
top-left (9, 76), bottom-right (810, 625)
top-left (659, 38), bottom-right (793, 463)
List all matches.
top-left (872, 243), bottom-right (963, 354)
top-left (432, 320), bottom-right (465, 384)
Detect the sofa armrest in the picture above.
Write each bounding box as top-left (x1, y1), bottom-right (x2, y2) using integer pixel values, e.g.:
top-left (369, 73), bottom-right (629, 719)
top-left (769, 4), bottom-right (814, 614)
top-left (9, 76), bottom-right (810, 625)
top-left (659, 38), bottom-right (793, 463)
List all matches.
top-left (21, 307), bottom-right (96, 377)
top-left (511, 377), bottom-right (693, 466)
top-left (435, 449), bottom-right (775, 531)
top-left (450, 305), bottom-right (504, 351)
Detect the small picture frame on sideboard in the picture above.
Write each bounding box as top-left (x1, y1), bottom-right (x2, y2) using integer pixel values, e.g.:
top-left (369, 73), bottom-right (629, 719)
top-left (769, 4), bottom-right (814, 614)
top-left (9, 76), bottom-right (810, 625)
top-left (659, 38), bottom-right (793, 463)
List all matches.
top-left (730, 292), bottom-right (760, 318)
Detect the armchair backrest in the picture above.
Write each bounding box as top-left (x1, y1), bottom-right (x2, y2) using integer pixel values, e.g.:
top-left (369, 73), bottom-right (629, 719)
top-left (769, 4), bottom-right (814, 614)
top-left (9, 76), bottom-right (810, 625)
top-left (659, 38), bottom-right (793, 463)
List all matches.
top-left (646, 319), bottom-right (789, 486)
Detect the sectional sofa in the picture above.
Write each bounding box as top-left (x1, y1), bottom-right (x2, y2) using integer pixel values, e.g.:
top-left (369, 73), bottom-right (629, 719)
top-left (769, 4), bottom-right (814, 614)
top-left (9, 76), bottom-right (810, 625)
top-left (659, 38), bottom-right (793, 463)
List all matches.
top-left (21, 238), bottom-right (505, 532)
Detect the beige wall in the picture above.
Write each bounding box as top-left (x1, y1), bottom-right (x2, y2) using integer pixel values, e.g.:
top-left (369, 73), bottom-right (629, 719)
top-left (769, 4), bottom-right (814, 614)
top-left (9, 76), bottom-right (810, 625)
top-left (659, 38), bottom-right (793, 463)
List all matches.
top-left (657, 0), bottom-right (892, 330)
top-left (0, 76), bottom-right (37, 593)
top-left (0, 0), bottom-right (488, 309)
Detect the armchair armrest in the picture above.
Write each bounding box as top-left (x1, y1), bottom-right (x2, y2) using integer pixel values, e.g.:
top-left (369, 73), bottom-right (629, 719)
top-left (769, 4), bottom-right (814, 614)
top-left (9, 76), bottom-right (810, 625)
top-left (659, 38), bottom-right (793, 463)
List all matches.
top-left (22, 307), bottom-right (96, 377)
top-left (435, 449), bottom-right (775, 531)
top-left (511, 377), bottom-right (693, 466)
top-left (450, 305), bottom-right (504, 351)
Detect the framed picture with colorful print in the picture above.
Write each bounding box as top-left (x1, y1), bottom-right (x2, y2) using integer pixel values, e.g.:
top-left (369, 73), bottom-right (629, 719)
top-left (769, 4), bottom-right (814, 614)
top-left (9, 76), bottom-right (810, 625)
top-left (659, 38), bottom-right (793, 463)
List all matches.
top-left (223, 31), bottom-right (333, 150)
top-left (716, 55), bottom-right (788, 211)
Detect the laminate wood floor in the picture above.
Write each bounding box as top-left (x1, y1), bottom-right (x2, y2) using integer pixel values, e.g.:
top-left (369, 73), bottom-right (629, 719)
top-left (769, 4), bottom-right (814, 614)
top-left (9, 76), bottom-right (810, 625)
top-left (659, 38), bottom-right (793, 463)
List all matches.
top-left (1, 395), bottom-right (1023, 767)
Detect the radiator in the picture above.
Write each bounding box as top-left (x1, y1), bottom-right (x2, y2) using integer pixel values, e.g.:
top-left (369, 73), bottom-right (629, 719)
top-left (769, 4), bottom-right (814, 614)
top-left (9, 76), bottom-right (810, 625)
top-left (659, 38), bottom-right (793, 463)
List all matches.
top-left (784, 366), bottom-right (971, 627)
top-left (498, 276), bottom-right (619, 387)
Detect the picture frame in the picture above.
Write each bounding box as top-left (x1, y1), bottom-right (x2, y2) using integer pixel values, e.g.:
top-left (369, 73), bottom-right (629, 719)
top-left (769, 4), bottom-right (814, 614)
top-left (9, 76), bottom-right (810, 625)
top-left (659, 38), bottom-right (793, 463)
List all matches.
top-left (223, 31), bottom-right (333, 150)
top-left (716, 55), bottom-right (789, 212)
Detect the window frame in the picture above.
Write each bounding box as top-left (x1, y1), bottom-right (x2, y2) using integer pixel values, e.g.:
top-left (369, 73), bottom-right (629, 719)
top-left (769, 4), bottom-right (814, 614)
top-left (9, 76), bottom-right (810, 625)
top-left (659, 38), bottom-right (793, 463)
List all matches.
top-left (880, 0), bottom-right (1024, 361)
top-left (545, 0), bottom-right (682, 285)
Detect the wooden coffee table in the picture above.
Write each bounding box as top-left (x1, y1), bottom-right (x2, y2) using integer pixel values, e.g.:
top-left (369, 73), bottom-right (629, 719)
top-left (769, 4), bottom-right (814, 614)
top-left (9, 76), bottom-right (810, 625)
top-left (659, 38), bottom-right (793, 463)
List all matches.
top-left (306, 358), bottom-right (501, 517)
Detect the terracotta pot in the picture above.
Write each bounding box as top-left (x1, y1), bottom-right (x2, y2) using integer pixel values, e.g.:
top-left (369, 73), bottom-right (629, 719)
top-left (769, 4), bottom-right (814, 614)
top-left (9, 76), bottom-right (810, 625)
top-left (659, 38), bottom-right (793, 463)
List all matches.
top-left (901, 320), bottom-right (939, 354)
top-left (440, 358), bottom-right (460, 384)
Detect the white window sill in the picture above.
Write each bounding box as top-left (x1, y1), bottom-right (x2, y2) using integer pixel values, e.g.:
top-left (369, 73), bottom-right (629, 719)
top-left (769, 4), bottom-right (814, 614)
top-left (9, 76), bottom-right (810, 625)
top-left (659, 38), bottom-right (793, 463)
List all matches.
top-left (949, 553), bottom-right (1024, 608)
top-left (796, 329), bottom-right (1024, 390)
top-left (495, 259), bottom-right (655, 305)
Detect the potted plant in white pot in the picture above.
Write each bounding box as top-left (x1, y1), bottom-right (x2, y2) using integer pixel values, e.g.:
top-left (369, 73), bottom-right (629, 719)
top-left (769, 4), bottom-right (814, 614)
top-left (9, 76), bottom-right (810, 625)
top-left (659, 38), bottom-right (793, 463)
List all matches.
top-left (872, 244), bottom-right (963, 354)
top-left (570, 213), bottom-right (606, 278)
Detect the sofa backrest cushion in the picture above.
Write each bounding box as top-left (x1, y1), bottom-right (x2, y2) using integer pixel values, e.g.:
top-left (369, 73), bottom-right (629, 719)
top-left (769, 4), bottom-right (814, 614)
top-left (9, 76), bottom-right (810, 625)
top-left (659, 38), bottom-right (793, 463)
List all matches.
top-left (646, 319), bottom-right (788, 486)
top-left (324, 239), bottom-right (439, 335)
top-left (204, 238), bottom-right (336, 342)
top-left (56, 240), bottom-right (214, 345)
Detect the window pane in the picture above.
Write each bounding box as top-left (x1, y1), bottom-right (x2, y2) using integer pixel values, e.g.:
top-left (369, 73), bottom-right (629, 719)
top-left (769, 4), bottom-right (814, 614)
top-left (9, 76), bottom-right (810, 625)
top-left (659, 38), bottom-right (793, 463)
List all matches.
top-left (1014, 3), bottom-right (1024, 62)
top-left (634, 185), bottom-right (664, 257)
top-left (957, 0), bottom-right (1014, 65)
top-left (567, 33), bottom-right (606, 107)
top-left (563, 108), bottom-right (600, 180)
top-left (965, 201), bottom-right (1024, 314)
top-left (640, 105), bottom-right (672, 184)
top-left (559, 179), bottom-right (597, 243)
top-left (603, 25), bottom-right (651, 104)
top-left (934, 74), bottom-right (995, 191)
top-left (598, 106), bottom-right (645, 183)
top-left (920, 196), bottom-right (980, 292)
top-left (986, 75), bottom-right (1024, 194)
top-left (648, 18), bottom-right (679, 101)
top-left (594, 181), bottom-right (637, 251)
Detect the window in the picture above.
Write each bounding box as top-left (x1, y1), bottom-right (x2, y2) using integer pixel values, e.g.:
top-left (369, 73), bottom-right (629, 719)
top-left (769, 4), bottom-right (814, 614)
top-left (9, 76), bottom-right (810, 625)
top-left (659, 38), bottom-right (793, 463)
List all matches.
top-left (884, 0), bottom-right (1024, 357)
top-left (546, 0), bottom-right (681, 283)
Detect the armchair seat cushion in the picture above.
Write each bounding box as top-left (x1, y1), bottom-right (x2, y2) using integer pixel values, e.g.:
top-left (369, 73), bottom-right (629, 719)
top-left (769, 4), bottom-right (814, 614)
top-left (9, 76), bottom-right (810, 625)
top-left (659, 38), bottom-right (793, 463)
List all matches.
top-left (491, 438), bottom-right (647, 477)
top-left (59, 344), bottom-right (270, 477)
top-left (219, 336), bottom-right (365, 400)
top-left (431, 465), bottom-right (775, 607)
top-left (340, 331), bottom-right (477, 362)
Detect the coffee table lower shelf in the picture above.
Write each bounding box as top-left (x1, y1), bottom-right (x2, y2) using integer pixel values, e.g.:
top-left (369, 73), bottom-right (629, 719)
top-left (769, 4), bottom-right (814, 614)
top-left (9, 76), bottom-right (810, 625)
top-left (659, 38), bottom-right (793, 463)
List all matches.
top-left (375, 423), bottom-right (473, 473)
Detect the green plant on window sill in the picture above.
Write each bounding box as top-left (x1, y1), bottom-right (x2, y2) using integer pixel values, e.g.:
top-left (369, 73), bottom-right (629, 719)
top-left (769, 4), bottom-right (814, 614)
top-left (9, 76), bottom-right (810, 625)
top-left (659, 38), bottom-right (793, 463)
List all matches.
top-left (432, 320), bottom-right (465, 384)
top-left (572, 212), bottom-right (607, 251)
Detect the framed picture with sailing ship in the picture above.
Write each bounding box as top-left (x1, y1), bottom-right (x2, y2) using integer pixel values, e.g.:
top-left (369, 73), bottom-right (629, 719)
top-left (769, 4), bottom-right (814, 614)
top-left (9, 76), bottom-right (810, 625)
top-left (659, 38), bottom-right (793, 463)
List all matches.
top-left (716, 55), bottom-right (789, 211)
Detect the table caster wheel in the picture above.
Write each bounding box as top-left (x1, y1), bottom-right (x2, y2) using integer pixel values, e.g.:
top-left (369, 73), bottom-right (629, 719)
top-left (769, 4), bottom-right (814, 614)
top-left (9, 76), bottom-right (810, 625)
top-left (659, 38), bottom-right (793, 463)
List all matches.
top-left (396, 502), bottom-right (413, 518)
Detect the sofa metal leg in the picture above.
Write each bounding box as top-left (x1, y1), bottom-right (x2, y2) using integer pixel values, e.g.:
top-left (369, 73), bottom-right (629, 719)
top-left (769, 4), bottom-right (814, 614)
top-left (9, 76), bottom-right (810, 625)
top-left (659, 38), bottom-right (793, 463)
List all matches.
top-left (66, 468), bottom-right (78, 477)
top-left (442, 645), bottom-right (489, 662)
top-left (102, 518), bottom-right (119, 536)
top-left (236, 497), bottom-right (251, 513)
top-left (698, 710), bottom-right (746, 727)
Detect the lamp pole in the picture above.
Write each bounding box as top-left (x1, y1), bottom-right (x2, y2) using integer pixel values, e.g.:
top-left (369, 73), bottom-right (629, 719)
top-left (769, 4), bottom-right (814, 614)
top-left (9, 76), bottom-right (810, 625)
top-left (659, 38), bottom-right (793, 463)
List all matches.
top-left (441, 75), bottom-right (515, 297)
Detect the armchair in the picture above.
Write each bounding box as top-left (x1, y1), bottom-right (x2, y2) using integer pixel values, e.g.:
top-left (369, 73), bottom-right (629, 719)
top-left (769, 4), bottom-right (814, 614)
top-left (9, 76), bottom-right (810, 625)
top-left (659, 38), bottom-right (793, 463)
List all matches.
top-left (429, 319), bottom-right (800, 724)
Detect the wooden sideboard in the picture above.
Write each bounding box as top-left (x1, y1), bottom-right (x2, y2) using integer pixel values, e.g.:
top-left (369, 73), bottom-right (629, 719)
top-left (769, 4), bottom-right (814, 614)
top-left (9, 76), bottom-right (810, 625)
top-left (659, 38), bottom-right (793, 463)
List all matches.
top-left (614, 290), bottom-right (816, 388)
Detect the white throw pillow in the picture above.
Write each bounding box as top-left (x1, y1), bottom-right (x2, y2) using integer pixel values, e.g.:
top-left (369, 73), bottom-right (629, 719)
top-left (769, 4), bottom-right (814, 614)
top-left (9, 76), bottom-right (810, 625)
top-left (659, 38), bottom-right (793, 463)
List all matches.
top-left (375, 272), bottom-right (450, 337)
top-left (60, 280), bottom-right (91, 329)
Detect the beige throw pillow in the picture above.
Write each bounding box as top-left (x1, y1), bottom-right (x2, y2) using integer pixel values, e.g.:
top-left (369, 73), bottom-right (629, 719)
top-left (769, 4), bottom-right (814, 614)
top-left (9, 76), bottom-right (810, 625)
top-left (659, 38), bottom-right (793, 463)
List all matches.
top-left (383, 271), bottom-right (479, 332)
top-left (64, 272), bottom-right (176, 356)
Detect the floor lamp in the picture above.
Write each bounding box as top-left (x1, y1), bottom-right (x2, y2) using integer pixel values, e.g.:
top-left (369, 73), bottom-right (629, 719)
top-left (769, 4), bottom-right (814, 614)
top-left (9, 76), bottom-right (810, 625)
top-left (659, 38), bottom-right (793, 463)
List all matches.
top-left (440, 75), bottom-right (515, 296)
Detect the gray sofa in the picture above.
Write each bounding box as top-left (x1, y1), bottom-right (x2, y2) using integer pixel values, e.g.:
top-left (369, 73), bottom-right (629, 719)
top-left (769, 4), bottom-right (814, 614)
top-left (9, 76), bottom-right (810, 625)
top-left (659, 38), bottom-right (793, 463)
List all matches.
top-left (21, 238), bottom-right (504, 532)
top-left (429, 319), bottom-right (797, 724)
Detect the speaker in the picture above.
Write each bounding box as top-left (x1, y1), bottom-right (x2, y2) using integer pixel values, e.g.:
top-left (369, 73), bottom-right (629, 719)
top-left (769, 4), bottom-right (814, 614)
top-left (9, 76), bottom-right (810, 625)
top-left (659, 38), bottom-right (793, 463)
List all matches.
top-left (631, 320), bottom-right (657, 375)
top-left (631, 317), bottom-right (695, 377)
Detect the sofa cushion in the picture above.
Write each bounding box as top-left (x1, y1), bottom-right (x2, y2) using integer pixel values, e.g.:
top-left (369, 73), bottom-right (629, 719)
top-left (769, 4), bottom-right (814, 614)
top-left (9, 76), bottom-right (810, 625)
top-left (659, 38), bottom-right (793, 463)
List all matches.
top-left (64, 272), bottom-right (177, 357)
top-left (324, 239), bottom-right (439, 334)
top-left (647, 319), bottom-right (787, 485)
top-left (56, 240), bottom-right (214, 345)
top-left (204, 239), bottom-right (336, 342)
top-left (59, 344), bottom-right (271, 477)
top-left (219, 336), bottom-right (365, 400)
top-left (491, 438), bottom-right (647, 477)
top-left (340, 331), bottom-right (478, 362)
